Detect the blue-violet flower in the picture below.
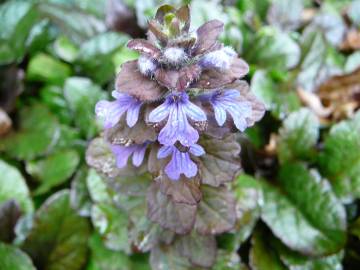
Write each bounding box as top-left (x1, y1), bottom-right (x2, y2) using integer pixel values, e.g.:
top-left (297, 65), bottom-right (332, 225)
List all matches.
top-left (158, 144), bottom-right (205, 180)
top-left (95, 91), bottom-right (142, 128)
top-left (148, 92), bottom-right (206, 147)
top-left (111, 142), bottom-right (148, 168)
top-left (206, 89), bottom-right (252, 131)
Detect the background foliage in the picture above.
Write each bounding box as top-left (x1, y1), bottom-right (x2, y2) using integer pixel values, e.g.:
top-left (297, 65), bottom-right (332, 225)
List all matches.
top-left (1, 0), bottom-right (360, 269)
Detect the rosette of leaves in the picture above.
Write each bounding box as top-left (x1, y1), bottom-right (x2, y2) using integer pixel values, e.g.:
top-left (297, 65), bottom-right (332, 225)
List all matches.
top-left (86, 4), bottom-right (265, 269)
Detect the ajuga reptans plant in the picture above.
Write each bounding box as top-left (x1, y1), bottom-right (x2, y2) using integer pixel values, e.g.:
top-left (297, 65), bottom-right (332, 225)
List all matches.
top-left (86, 4), bottom-right (265, 268)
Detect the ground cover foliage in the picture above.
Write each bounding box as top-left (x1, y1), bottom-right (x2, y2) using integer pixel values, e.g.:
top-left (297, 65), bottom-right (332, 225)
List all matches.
top-left (0, 0), bottom-right (360, 269)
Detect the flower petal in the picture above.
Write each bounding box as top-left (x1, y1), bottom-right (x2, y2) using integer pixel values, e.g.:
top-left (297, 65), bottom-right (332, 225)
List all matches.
top-left (157, 145), bottom-right (174, 159)
top-left (148, 101), bottom-right (170, 122)
top-left (226, 102), bottom-right (251, 132)
top-left (183, 100), bottom-right (207, 121)
top-left (165, 149), bottom-right (198, 180)
top-left (189, 144), bottom-right (205, 156)
top-left (165, 153), bottom-right (181, 180)
top-left (95, 100), bottom-right (127, 129)
top-left (132, 144), bottom-right (147, 167)
top-left (158, 106), bottom-right (199, 146)
top-left (126, 102), bottom-right (142, 127)
top-left (111, 145), bottom-right (134, 168)
top-left (182, 152), bottom-right (198, 178)
top-left (213, 103), bottom-right (227, 126)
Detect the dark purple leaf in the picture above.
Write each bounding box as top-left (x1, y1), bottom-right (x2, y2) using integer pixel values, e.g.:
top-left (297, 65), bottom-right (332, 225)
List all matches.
top-left (176, 5), bottom-right (190, 32)
top-left (155, 64), bottom-right (201, 91)
top-left (193, 58), bottom-right (249, 89)
top-left (147, 182), bottom-right (197, 234)
top-left (197, 134), bottom-right (242, 187)
top-left (155, 172), bottom-right (202, 205)
top-left (195, 185), bottom-right (236, 235)
top-left (175, 232), bottom-right (217, 268)
top-left (147, 143), bottom-right (168, 174)
top-left (105, 0), bottom-right (144, 37)
top-left (0, 200), bottom-right (22, 243)
top-left (116, 60), bottom-right (166, 101)
top-left (127, 39), bottom-right (161, 58)
top-left (105, 110), bottom-right (157, 145)
top-left (192, 20), bottom-right (224, 56)
top-left (22, 191), bottom-right (90, 270)
top-left (148, 20), bottom-right (168, 45)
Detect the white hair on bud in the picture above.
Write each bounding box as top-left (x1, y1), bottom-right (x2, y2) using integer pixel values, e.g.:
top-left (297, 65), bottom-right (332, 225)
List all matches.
top-left (223, 46), bottom-right (237, 57)
top-left (199, 46), bottom-right (237, 70)
top-left (163, 47), bottom-right (188, 65)
top-left (138, 55), bottom-right (157, 76)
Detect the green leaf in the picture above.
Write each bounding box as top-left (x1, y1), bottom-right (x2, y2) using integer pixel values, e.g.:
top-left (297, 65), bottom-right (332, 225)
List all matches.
top-left (113, 47), bottom-right (139, 72)
top-left (77, 31), bottom-right (128, 61)
top-left (53, 35), bottom-right (79, 62)
top-left (27, 53), bottom-right (72, 85)
top-left (251, 70), bottom-right (301, 119)
top-left (350, 217), bottom-right (360, 239)
top-left (245, 26), bottom-right (301, 70)
top-left (275, 239), bottom-right (344, 270)
top-left (0, 104), bottom-right (61, 160)
top-left (39, 85), bottom-right (72, 124)
top-left (348, 0), bottom-right (360, 26)
top-left (278, 108), bottom-right (319, 163)
top-left (87, 168), bottom-right (112, 204)
top-left (260, 163), bottom-right (347, 256)
top-left (76, 31), bottom-right (129, 84)
top-left (219, 174), bottom-right (262, 251)
top-left (86, 137), bottom-right (122, 178)
top-left (22, 190), bottom-right (91, 270)
top-left (297, 31), bottom-right (342, 92)
top-left (306, 4), bottom-right (346, 47)
top-left (0, 1), bottom-right (39, 64)
top-left (87, 233), bottom-right (132, 270)
top-left (26, 19), bottom-right (55, 54)
top-left (70, 167), bottom-right (92, 217)
top-left (91, 203), bottom-right (130, 253)
top-left (267, 0), bottom-right (303, 31)
top-left (213, 250), bottom-right (249, 270)
top-left (190, 0), bottom-right (228, 29)
top-left (195, 185), bottom-right (236, 235)
top-left (64, 77), bottom-right (105, 139)
top-left (0, 242), bottom-right (36, 270)
top-left (345, 51), bottom-right (360, 73)
top-left (26, 149), bottom-right (80, 195)
top-left (38, 2), bottom-right (105, 45)
top-left (0, 159), bottom-right (33, 213)
top-left (250, 229), bottom-right (288, 270)
top-left (318, 112), bottom-right (360, 201)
